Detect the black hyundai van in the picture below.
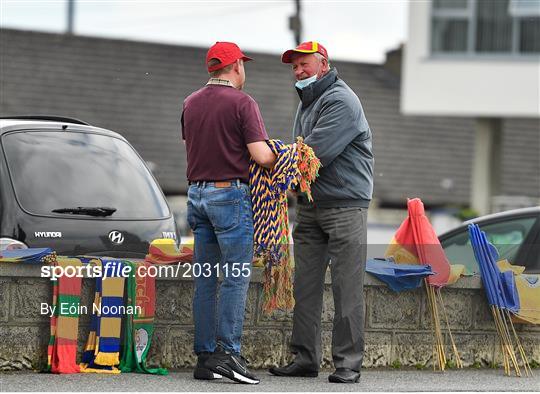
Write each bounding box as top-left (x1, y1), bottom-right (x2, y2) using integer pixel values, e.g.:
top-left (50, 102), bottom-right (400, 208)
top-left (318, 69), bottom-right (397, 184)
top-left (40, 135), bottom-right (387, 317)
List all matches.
top-left (0, 116), bottom-right (178, 257)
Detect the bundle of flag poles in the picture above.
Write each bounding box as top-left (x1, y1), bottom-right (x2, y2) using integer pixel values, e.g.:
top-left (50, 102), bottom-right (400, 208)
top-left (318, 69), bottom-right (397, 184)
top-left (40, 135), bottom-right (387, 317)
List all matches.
top-left (385, 198), bottom-right (463, 370)
top-left (468, 223), bottom-right (533, 377)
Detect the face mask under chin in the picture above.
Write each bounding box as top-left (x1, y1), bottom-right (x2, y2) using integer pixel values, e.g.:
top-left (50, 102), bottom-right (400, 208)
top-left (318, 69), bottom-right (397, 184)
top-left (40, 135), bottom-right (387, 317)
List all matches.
top-left (295, 74), bottom-right (318, 90)
top-left (295, 62), bottom-right (323, 90)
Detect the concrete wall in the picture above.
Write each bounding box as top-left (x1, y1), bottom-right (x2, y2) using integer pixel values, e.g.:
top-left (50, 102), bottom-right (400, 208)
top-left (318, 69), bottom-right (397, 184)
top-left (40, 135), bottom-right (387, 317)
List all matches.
top-left (0, 263), bottom-right (538, 371)
top-left (401, 1), bottom-right (540, 117)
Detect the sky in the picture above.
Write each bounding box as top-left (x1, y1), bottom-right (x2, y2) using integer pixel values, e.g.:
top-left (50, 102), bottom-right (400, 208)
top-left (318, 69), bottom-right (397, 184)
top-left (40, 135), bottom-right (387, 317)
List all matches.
top-left (0, 0), bottom-right (408, 63)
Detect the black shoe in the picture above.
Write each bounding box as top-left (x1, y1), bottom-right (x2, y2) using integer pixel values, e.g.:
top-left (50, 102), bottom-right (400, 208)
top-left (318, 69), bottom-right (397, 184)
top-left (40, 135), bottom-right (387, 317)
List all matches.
top-left (205, 348), bottom-right (259, 384)
top-left (328, 368), bottom-right (360, 383)
top-left (193, 352), bottom-right (222, 380)
top-left (269, 362), bottom-right (318, 377)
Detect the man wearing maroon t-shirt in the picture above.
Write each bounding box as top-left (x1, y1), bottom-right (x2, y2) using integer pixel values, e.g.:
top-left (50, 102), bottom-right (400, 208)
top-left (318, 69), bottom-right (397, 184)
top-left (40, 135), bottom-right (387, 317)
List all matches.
top-left (181, 41), bottom-right (275, 385)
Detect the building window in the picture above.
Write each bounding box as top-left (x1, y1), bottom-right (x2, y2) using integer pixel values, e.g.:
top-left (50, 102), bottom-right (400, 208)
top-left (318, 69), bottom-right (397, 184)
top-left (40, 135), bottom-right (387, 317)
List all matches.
top-left (431, 0), bottom-right (540, 55)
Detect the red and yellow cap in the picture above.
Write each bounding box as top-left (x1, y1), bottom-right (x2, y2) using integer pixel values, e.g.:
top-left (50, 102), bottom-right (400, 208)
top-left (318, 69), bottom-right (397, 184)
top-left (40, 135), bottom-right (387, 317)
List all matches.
top-left (281, 41), bottom-right (329, 64)
top-left (206, 42), bottom-right (253, 72)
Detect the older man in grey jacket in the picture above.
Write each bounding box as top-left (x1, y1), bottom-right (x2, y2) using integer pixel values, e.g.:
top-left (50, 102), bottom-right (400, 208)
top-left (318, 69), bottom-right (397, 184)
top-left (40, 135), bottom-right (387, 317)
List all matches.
top-left (269, 41), bottom-right (374, 384)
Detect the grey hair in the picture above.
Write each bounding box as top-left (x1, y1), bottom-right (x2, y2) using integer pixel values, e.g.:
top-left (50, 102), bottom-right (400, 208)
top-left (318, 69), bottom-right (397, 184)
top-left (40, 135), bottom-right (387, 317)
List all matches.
top-left (314, 52), bottom-right (330, 68)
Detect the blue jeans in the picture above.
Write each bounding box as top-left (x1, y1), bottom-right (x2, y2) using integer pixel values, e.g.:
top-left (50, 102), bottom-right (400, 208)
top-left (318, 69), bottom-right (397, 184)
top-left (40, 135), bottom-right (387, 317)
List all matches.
top-left (187, 181), bottom-right (253, 355)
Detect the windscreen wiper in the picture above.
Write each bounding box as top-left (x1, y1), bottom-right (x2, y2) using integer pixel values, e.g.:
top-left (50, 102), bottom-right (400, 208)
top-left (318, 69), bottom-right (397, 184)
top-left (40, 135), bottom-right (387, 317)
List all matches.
top-left (51, 206), bottom-right (117, 217)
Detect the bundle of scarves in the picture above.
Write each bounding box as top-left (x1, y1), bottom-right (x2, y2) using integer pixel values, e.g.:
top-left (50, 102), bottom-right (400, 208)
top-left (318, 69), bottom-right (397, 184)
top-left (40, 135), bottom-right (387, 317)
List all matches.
top-left (46, 257), bottom-right (165, 375)
top-left (249, 137), bottom-right (321, 313)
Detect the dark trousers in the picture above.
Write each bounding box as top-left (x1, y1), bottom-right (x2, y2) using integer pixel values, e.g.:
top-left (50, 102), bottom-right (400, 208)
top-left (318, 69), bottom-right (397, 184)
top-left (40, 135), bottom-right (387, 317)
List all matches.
top-left (290, 204), bottom-right (367, 371)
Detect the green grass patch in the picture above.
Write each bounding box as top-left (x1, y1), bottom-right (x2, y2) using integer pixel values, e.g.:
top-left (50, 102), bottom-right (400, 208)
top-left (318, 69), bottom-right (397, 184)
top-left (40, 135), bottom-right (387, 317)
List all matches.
top-left (390, 360), bottom-right (402, 369)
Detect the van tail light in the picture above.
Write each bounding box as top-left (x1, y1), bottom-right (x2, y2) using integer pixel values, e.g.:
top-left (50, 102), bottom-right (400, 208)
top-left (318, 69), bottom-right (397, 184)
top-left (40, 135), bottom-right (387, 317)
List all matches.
top-left (0, 238), bottom-right (28, 251)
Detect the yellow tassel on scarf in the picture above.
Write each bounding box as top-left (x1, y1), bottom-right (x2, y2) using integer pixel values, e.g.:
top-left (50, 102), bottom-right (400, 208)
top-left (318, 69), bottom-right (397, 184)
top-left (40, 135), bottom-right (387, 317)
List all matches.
top-left (80, 259), bottom-right (125, 373)
top-left (249, 137), bottom-right (320, 314)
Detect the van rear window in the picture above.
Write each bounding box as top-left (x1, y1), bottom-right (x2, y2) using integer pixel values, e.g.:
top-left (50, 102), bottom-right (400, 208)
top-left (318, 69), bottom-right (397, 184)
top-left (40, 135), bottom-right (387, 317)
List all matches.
top-left (2, 130), bottom-right (170, 219)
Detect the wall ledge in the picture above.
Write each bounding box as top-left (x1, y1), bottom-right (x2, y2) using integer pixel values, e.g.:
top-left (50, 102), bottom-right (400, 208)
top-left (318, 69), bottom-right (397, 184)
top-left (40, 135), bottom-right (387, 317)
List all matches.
top-left (0, 261), bottom-right (482, 288)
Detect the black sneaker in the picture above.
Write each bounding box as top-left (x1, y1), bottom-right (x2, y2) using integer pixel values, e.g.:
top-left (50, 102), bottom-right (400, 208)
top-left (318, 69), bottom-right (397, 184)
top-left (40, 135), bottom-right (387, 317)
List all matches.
top-left (205, 348), bottom-right (260, 384)
top-left (193, 352), bottom-right (223, 380)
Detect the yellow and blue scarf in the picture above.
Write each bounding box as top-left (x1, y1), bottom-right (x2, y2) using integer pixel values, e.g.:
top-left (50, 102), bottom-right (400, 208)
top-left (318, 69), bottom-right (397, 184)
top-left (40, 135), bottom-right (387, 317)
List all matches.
top-left (80, 259), bottom-right (125, 374)
top-left (249, 138), bottom-right (320, 313)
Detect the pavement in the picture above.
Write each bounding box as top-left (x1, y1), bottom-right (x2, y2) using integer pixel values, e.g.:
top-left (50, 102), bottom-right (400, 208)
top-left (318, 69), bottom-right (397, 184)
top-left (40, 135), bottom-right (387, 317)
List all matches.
top-left (0, 369), bottom-right (538, 392)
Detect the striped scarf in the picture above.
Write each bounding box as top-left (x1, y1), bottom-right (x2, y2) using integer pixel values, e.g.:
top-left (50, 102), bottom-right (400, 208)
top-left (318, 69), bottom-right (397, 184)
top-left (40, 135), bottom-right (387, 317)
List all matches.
top-left (80, 259), bottom-right (125, 374)
top-left (249, 138), bottom-right (320, 313)
top-left (46, 257), bottom-right (85, 374)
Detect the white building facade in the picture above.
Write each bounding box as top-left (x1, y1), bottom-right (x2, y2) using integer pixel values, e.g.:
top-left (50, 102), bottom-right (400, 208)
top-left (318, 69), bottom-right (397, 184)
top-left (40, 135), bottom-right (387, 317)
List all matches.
top-left (401, 0), bottom-right (540, 214)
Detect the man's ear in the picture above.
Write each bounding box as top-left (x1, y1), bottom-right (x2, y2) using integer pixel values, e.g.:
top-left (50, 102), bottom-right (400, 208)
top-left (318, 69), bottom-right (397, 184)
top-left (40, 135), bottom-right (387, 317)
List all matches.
top-left (322, 57), bottom-right (329, 70)
top-left (233, 59), bottom-right (241, 74)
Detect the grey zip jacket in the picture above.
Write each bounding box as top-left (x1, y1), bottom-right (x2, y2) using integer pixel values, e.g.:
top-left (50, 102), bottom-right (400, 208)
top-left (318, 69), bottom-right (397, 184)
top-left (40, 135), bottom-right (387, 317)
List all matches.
top-left (293, 67), bottom-right (374, 208)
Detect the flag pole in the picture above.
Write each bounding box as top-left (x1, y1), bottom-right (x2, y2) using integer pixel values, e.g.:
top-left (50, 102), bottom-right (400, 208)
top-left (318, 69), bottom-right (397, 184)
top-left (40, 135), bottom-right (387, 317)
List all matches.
top-left (436, 288), bottom-right (462, 368)
top-left (505, 310), bottom-right (532, 376)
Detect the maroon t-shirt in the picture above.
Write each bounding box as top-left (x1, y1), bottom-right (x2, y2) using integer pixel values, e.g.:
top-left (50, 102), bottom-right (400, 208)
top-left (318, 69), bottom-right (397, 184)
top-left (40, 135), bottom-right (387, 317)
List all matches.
top-left (181, 84), bottom-right (269, 182)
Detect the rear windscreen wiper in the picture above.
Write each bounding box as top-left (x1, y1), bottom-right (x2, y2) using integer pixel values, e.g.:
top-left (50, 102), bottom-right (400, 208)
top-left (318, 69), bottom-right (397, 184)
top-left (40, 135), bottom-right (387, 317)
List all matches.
top-left (52, 206), bottom-right (117, 217)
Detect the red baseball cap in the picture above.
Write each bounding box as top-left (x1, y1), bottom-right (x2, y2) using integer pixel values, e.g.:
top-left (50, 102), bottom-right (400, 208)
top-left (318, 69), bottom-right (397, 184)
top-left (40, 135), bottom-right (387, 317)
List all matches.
top-left (281, 41), bottom-right (329, 64)
top-left (206, 42), bottom-right (253, 72)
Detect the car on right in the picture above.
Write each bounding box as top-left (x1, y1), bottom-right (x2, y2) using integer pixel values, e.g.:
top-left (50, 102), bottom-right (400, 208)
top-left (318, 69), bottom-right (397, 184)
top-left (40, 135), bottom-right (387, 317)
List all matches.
top-left (439, 207), bottom-right (540, 275)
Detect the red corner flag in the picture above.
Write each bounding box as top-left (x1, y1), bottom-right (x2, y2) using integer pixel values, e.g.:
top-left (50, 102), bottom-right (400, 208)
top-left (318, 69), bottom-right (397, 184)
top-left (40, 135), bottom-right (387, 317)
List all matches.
top-left (385, 198), bottom-right (451, 287)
